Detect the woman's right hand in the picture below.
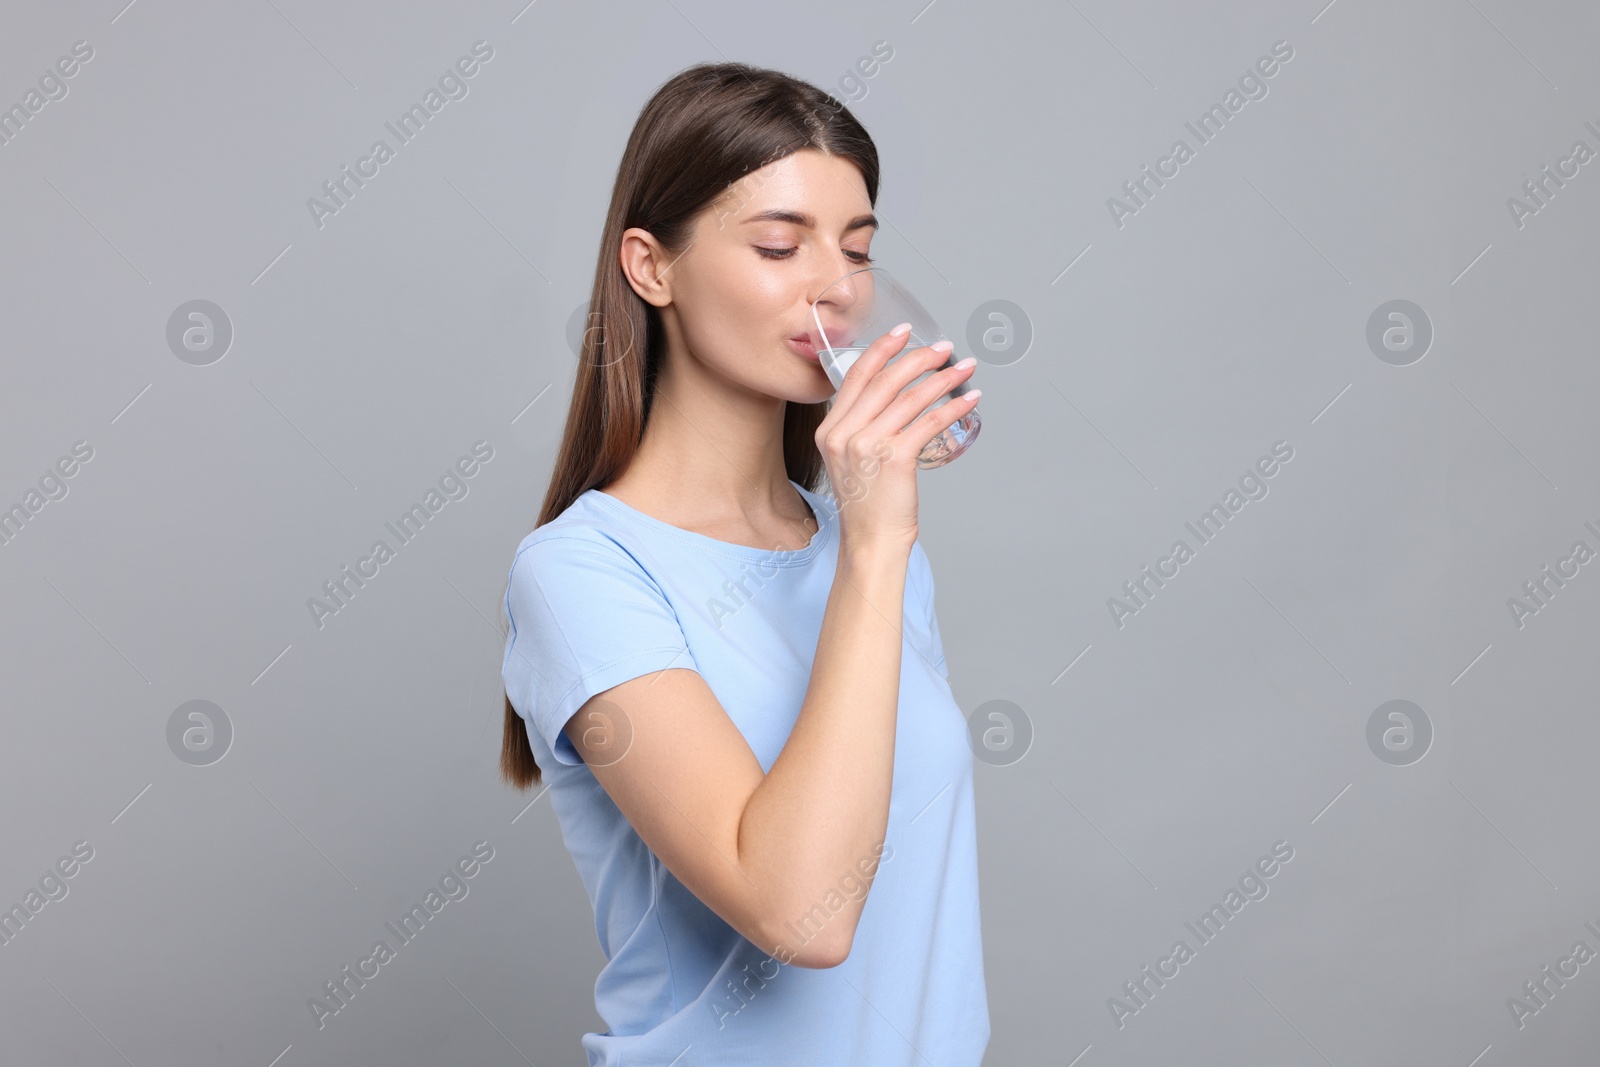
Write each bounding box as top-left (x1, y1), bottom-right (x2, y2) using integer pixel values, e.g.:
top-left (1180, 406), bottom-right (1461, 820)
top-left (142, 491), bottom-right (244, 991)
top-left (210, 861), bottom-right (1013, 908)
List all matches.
top-left (813, 324), bottom-right (980, 555)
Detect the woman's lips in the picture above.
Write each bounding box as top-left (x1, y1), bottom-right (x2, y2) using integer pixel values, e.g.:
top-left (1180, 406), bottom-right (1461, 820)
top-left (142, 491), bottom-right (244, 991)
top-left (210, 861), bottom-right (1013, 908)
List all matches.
top-left (787, 336), bottom-right (821, 362)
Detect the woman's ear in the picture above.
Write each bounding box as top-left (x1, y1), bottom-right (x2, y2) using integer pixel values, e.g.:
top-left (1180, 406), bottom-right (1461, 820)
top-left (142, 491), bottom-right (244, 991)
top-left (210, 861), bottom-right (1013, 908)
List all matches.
top-left (619, 227), bottom-right (675, 308)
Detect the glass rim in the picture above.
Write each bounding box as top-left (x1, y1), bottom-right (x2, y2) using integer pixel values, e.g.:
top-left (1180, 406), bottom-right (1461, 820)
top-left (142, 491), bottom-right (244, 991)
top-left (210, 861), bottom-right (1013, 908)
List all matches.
top-left (808, 265), bottom-right (940, 353)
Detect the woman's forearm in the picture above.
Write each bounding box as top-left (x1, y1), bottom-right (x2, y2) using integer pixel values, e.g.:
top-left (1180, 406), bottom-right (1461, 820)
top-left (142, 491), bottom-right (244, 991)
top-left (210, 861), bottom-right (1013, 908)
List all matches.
top-left (736, 537), bottom-right (912, 965)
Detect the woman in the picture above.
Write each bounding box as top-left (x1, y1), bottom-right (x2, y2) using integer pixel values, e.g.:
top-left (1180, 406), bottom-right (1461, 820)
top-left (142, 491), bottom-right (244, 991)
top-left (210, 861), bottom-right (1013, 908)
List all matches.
top-left (499, 61), bottom-right (988, 1065)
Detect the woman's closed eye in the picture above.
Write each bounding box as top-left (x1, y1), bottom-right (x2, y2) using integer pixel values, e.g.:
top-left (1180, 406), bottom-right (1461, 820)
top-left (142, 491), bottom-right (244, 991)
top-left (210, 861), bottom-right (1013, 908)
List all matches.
top-left (756, 246), bottom-right (873, 263)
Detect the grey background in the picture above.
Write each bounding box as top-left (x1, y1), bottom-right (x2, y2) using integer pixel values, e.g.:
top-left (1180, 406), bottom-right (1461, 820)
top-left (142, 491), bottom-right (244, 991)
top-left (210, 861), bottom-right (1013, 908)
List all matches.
top-left (2, 0), bottom-right (1597, 1063)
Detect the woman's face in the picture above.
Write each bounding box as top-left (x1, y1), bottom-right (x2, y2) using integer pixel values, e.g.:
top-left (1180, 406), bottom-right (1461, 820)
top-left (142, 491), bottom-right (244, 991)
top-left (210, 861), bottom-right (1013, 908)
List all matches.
top-left (621, 148), bottom-right (877, 406)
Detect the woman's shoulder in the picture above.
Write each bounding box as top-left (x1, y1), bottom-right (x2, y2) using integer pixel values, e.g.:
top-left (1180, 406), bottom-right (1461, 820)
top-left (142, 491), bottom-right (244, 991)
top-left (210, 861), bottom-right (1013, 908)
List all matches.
top-left (515, 492), bottom-right (604, 546)
top-left (508, 494), bottom-right (661, 584)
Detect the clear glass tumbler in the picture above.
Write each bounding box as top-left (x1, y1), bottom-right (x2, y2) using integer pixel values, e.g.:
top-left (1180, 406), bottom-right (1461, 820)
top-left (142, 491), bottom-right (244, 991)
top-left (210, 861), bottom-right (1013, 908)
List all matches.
top-left (807, 266), bottom-right (981, 469)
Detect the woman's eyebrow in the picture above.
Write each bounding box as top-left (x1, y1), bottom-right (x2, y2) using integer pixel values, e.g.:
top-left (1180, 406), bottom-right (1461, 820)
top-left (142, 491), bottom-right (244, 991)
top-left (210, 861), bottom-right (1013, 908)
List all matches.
top-left (741, 208), bottom-right (879, 233)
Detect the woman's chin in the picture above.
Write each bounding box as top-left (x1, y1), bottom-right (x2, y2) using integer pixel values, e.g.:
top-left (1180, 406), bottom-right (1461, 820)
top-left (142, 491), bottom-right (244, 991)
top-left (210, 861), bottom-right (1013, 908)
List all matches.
top-left (792, 371), bottom-right (836, 405)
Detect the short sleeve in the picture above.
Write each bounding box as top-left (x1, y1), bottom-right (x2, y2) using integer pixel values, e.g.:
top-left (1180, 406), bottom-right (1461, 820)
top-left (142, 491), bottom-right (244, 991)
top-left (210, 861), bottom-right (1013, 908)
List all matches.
top-left (502, 533), bottom-right (699, 766)
top-left (911, 540), bottom-right (949, 681)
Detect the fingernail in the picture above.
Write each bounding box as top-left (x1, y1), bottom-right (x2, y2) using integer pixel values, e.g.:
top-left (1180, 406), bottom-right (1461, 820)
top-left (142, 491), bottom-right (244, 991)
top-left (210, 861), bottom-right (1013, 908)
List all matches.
top-left (931, 339), bottom-right (954, 354)
top-left (967, 388), bottom-right (982, 400)
top-left (890, 322), bottom-right (912, 336)
top-left (954, 356), bottom-right (976, 370)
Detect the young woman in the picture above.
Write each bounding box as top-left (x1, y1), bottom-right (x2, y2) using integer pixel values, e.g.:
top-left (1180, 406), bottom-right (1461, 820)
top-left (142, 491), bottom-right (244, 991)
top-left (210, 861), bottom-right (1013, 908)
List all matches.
top-left (499, 61), bottom-right (988, 1065)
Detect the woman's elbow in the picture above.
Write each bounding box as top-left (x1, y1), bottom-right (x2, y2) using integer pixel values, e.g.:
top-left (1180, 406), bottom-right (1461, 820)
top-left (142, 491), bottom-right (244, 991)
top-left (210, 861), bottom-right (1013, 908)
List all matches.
top-left (758, 916), bottom-right (854, 969)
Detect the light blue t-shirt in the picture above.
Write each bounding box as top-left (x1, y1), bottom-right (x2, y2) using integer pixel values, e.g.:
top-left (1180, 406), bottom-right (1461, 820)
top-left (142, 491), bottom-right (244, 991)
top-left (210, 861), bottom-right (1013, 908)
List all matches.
top-left (501, 478), bottom-right (989, 1066)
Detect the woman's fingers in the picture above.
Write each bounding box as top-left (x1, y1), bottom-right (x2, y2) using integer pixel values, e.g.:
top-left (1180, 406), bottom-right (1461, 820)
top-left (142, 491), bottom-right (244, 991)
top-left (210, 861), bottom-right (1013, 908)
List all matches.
top-left (828, 325), bottom-right (911, 414)
top-left (902, 383), bottom-right (981, 453)
top-left (870, 357), bottom-right (978, 440)
top-left (826, 341), bottom-right (952, 444)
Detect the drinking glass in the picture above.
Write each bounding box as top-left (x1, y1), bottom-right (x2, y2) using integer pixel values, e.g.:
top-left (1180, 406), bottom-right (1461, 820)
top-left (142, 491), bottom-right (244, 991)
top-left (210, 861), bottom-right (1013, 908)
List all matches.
top-left (806, 266), bottom-right (981, 469)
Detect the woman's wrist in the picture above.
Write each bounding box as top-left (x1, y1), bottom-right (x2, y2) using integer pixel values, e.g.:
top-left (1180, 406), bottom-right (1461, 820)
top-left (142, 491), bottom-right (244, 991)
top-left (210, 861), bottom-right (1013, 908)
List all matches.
top-left (837, 533), bottom-right (914, 573)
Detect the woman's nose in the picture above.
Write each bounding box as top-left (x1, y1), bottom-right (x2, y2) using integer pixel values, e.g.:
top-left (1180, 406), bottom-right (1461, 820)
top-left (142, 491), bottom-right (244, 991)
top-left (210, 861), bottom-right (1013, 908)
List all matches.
top-left (808, 257), bottom-right (865, 309)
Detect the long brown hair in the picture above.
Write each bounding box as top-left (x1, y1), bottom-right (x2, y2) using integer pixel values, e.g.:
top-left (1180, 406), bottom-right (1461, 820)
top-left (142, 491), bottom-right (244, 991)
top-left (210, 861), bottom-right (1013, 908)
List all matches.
top-left (499, 62), bottom-right (881, 789)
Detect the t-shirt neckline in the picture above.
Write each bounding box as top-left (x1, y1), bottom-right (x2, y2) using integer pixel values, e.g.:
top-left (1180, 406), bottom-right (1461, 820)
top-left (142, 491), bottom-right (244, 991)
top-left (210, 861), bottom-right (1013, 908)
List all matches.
top-left (584, 478), bottom-right (833, 565)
